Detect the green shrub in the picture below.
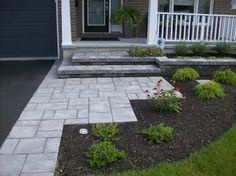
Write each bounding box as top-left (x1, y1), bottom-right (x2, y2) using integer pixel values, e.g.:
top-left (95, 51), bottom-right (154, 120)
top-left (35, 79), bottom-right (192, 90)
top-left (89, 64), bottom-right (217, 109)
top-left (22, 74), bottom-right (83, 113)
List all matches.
top-left (141, 123), bottom-right (174, 144)
top-left (194, 81), bottom-right (225, 100)
top-left (172, 67), bottom-right (200, 81)
top-left (128, 46), bottom-right (165, 57)
top-left (213, 69), bottom-right (236, 85)
top-left (128, 46), bottom-right (148, 57)
top-left (190, 42), bottom-right (208, 56)
top-left (86, 141), bottom-right (127, 168)
top-left (145, 46), bottom-right (165, 57)
top-left (91, 123), bottom-right (118, 141)
top-left (174, 42), bottom-right (189, 56)
top-left (215, 42), bottom-right (233, 56)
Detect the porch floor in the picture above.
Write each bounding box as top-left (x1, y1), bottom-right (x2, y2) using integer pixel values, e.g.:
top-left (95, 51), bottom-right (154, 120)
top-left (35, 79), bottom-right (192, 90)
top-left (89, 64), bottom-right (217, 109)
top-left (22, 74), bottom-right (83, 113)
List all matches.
top-left (63, 38), bottom-right (148, 48)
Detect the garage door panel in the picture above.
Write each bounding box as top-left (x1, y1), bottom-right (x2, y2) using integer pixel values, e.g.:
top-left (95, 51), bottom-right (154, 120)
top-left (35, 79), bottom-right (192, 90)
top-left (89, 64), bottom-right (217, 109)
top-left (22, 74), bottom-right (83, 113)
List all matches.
top-left (0, 0), bottom-right (57, 57)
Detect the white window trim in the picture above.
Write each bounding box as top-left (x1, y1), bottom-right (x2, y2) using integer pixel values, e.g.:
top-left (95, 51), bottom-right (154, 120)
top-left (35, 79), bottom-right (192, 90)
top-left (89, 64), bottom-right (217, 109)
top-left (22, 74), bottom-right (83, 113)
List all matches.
top-left (162, 0), bottom-right (214, 14)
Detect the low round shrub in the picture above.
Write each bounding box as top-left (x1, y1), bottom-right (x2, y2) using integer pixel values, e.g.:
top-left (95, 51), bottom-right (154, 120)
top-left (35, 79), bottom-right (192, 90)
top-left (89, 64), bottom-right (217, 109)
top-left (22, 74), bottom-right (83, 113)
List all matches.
top-left (190, 42), bottom-right (208, 56)
top-left (174, 42), bottom-right (189, 56)
top-left (141, 123), bottom-right (174, 144)
top-left (91, 123), bottom-right (118, 141)
top-left (86, 141), bottom-right (127, 168)
top-left (172, 67), bottom-right (200, 81)
top-left (213, 69), bottom-right (236, 85)
top-left (145, 46), bottom-right (165, 57)
top-left (194, 81), bottom-right (225, 100)
top-left (215, 42), bottom-right (233, 56)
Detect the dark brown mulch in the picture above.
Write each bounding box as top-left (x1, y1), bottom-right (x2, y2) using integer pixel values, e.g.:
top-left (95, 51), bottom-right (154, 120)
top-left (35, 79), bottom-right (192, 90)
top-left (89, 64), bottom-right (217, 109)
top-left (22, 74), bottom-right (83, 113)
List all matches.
top-left (57, 82), bottom-right (236, 176)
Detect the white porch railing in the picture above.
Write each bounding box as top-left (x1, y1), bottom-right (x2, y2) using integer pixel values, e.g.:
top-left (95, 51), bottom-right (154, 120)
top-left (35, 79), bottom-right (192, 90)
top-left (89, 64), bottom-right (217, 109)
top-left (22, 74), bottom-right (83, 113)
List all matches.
top-left (156, 12), bottom-right (236, 42)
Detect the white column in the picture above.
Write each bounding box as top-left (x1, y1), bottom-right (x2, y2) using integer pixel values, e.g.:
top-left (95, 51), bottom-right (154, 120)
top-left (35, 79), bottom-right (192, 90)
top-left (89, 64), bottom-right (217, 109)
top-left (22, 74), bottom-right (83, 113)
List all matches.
top-left (146, 0), bottom-right (158, 45)
top-left (61, 0), bottom-right (72, 46)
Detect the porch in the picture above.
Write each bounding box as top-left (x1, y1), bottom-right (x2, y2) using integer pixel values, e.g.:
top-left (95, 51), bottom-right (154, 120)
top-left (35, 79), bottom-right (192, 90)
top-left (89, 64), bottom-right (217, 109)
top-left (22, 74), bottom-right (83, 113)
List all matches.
top-left (60, 0), bottom-right (236, 52)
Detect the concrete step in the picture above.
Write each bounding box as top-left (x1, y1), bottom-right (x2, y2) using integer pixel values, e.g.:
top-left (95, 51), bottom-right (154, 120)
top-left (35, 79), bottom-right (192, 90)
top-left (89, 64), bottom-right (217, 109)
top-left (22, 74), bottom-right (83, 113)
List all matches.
top-left (58, 60), bottom-right (161, 78)
top-left (72, 51), bottom-right (156, 65)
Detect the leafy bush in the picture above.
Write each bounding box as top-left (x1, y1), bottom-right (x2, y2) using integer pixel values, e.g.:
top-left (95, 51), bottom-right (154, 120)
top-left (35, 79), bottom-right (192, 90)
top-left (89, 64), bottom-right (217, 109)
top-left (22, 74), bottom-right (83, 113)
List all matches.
top-left (213, 69), bottom-right (236, 85)
top-left (91, 123), bottom-right (118, 141)
top-left (86, 141), bottom-right (127, 168)
top-left (172, 67), bottom-right (200, 81)
top-left (141, 123), bottom-right (174, 144)
top-left (174, 42), bottom-right (189, 56)
top-left (128, 46), bottom-right (148, 57)
top-left (128, 46), bottom-right (165, 57)
top-left (215, 42), bottom-right (233, 56)
top-left (147, 80), bottom-right (182, 113)
top-left (194, 81), bottom-right (225, 100)
top-left (145, 46), bottom-right (165, 57)
top-left (190, 42), bottom-right (208, 56)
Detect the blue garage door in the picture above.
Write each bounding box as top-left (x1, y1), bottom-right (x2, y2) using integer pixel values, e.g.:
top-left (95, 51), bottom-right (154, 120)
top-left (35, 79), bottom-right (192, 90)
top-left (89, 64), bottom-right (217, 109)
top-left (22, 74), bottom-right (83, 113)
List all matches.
top-left (0, 0), bottom-right (58, 57)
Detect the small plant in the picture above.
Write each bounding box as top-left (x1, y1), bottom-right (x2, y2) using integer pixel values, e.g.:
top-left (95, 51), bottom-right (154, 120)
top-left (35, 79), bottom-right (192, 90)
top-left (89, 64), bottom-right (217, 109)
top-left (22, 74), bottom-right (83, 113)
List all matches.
top-left (145, 46), bottom-right (165, 57)
top-left (147, 79), bottom-right (182, 113)
top-left (215, 42), bottom-right (233, 56)
top-left (194, 81), bottom-right (225, 100)
top-left (128, 46), bottom-right (165, 57)
top-left (128, 46), bottom-right (148, 57)
top-left (86, 141), bottom-right (127, 168)
top-left (141, 123), bottom-right (174, 144)
top-left (91, 123), bottom-right (118, 141)
top-left (213, 68), bottom-right (236, 85)
top-left (174, 42), bottom-right (189, 56)
top-left (172, 67), bottom-right (200, 81)
top-left (190, 42), bottom-right (208, 56)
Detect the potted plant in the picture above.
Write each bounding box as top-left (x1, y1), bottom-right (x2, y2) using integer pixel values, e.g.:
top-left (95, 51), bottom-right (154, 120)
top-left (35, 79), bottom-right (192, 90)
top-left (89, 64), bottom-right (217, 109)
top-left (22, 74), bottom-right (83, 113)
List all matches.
top-left (111, 6), bottom-right (142, 38)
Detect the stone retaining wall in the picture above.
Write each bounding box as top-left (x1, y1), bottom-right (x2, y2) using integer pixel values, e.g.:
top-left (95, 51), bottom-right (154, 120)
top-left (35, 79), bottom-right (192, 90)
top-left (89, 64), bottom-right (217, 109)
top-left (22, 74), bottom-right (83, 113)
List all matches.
top-left (157, 57), bottom-right (236, 76)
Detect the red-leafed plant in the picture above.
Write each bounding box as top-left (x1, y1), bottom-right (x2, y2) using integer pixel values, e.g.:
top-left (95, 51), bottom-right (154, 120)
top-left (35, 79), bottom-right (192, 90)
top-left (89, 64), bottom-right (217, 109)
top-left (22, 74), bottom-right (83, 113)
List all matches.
top-left (146, 79), bottom-right (182, 113)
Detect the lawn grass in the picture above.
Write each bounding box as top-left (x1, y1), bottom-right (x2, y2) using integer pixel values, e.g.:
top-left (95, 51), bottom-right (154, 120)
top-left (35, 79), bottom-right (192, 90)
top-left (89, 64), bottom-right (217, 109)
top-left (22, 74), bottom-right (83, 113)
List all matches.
top-left (105, 123), bottom-right (236, 176)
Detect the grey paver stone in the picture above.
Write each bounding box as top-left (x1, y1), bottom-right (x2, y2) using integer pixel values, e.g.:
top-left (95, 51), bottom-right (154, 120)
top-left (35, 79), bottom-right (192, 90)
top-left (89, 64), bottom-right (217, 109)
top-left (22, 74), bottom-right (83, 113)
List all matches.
top-left (36, 102), bottom-right (68, 111)
top-left (14, 138), bottom-right (46, 154)
top-left (35, 131), bottom-right (62, 138)
top-left (54, 110), bottom-right (77, 119)
top-left (0, 155), bottom-right (26, 176)
top-left (69, 98), bottom-right (89, 106)
top-left (15, 120), bottom-right (40, 126)
top-left (112, 108), bottom-right (137, 122)
top-left (89, 112), bottom-right (113, 123)
top-left (43, 111), bottom-right (55, 120)
top-left (8, 125), bottom-right (38, 138)
top-left (22, 154), bottom-right (57, 173)
top-left (77, 108), bottom-right (89, 118)
top-left (90, 100), bottom-right (110, 113)
top-left (38, 120), bottom-right (64, 131)
top-left (19, 111), bottom-right (44, 120)
top-left (30, 97), bottom-right (50, 103)
top-left (44, 138), bottom-right (61, 153)
top-left (0, 139), bottom-right (19, 154)
top-left (80, 89), bottom-right (98, 97)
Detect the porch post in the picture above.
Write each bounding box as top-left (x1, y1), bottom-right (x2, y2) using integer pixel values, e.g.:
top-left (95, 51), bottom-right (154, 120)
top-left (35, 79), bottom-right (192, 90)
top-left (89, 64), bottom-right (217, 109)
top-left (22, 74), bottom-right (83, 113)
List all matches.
top-left (146, 0), bottom-right (158, 45)
top-left (61, 0), bottom-right (72, 46)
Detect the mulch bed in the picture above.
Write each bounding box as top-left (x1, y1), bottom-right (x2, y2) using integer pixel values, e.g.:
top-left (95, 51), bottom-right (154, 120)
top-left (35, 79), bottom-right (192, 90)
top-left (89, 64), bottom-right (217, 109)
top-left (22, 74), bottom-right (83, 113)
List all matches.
top-left (57, 81), bottom-right (236, 176)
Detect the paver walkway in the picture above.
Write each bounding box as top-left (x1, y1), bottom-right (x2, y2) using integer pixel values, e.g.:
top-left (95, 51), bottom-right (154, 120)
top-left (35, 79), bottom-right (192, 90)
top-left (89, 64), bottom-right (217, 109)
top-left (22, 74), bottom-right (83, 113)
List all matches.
top-left (0, 62), bottom-right (180, 176)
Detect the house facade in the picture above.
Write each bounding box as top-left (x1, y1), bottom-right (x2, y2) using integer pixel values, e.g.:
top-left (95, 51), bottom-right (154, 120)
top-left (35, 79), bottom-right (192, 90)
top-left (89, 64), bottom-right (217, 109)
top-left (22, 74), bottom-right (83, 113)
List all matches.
top-left (0, 0), bottom-right (236, 59)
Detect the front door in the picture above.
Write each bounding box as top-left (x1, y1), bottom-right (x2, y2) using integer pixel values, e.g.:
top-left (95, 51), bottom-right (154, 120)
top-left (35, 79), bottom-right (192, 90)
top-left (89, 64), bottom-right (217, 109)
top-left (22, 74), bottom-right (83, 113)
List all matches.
top-left (84, 0), bottom-right (109, 32)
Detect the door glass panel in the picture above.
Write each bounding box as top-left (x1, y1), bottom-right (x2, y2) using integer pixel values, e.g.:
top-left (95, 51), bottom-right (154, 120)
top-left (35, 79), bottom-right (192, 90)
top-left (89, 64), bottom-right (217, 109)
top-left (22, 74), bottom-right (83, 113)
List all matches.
top-left (111, 0), bottom-right (121, 24)
top-left (174, 0), bottom-right (194, 13)
top-left (198, 0), bottom-right (210, 14)
top-left (88, 0), bottom-right (105, 26)
top-left (159, 0), bottom-right (170, 12)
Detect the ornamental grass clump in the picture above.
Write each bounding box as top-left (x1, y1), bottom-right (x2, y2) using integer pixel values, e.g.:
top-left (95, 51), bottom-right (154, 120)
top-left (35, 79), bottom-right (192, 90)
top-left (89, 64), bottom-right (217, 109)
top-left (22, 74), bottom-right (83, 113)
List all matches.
top-left (174, 42), bottom-right (189, 56)
top-left (190, 42), bottom-right (208, 56)
top-left (141, 123), bottom-right (174, 144)
top-left (128, 46), bottom-right (165, 57)
top-left (86, 141), bottom-right (127, 168)
top-left (172, 67), bottom-right (200, 81)
top-left (213, 69), bottom-right (236, 85)
top-left (194, 81), bottom-right (225, 100)
top-left (215, 42), bottom-right (234, 56)
top-left (91, 123), bottom-right (118, 141)
top-left (147, 79), bottom-right (182, 113)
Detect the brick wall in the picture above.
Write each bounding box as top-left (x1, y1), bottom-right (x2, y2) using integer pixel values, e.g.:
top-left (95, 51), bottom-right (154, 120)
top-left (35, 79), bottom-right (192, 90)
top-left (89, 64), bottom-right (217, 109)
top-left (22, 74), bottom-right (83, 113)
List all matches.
top-left (124, 0), bottom-right (149, 37)
top-left (214, 0), bottom-right (236, 15)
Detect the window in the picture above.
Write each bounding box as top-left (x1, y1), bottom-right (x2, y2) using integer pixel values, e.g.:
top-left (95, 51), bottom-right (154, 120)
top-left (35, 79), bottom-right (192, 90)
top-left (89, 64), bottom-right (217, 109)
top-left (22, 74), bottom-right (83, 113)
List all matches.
top-left (174, 0), bottom-right (194, 13)
top-left (198, 0), bottom-right (211, 14)
top-left (159, 0), bottom-right (170, 12)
